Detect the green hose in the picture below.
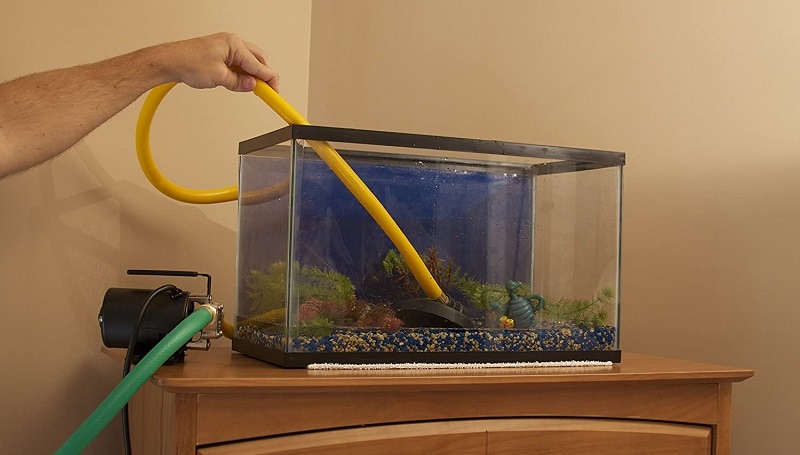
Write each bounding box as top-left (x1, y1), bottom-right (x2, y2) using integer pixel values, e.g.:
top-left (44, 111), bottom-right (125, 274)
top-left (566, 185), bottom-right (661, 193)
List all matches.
top-left (56, 308), bottom-right (213, 455)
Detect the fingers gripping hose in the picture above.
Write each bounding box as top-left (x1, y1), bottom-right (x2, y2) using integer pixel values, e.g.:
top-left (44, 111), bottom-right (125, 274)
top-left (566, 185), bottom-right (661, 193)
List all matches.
top-left (136, 80), bottom-right (448, 304)
top-left (56, 307), bottom-right (214, 455)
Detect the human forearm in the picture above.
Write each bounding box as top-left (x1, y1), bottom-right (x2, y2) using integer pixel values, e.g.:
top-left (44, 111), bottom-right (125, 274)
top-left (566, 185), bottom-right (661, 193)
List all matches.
top-left (0, 48), bottom-right (168, 177)
top-left (0, 33), bottom-right (279, 178)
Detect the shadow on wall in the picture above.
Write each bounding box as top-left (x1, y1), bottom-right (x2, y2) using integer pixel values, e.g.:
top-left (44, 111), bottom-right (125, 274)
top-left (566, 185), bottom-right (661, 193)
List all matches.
top-left (31, 142), bottom-right (239, 309)
top-left (8, 142), bottom-right (238, 453)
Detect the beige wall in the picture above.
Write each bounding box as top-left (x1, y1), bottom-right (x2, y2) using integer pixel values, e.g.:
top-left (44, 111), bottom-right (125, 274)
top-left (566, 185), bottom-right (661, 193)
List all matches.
top-left (2, 1), bottom-right (796, 453)
top-left (308, 1), bottom-right (799, 453)
top-left (0, 1), bottom-right (311, 453)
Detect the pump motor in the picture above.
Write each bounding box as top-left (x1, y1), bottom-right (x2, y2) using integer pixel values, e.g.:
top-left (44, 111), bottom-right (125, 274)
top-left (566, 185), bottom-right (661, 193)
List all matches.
top-left (98, 269), bottom-right (223, 363)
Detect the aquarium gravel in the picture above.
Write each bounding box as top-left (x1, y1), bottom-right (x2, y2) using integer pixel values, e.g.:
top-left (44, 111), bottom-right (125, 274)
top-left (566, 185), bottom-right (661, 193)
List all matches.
top-left (237, 323), bottom-right (616, 354)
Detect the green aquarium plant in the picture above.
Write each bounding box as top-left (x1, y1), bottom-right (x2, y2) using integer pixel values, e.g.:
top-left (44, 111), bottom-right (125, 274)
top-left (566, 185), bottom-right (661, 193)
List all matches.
top-left (378, 247), bottom-right (464, 300)
top-left (541, 286), bottom-right (615, 327)
top-left (375, 248), bottom-right (418, 300)
top-left (245, 262), bottom-right (288, 315)
top-left (246, 262), bottom-right (356, 315)
top-left (245, 262), bottom-right (402, 337)
top-left (297, 315), bottom-right (336, 337)
top-left (455, 275), bottom-right (507, 312)
top-left (373, 247), bottom-right (472, 301)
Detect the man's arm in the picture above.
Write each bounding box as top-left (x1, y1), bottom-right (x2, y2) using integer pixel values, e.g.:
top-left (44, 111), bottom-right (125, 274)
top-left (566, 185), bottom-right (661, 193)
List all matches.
top-left (0, 32), bottom-right (279, 178)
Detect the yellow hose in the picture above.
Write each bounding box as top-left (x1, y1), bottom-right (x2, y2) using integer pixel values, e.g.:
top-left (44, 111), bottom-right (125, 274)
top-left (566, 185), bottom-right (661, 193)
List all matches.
top-left (135, 80), bottom-right (448, 305)
top-left (136, 83), bottom-right (239, 204)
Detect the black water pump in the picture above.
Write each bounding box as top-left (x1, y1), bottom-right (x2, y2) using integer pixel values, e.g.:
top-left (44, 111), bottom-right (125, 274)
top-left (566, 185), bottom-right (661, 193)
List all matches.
top-left (98, 269), bottom-right (222, 363)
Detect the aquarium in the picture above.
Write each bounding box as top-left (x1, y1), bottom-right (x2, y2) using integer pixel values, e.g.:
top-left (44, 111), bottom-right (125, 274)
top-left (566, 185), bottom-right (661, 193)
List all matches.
top-left (233, 125), bottom-right (624, 368)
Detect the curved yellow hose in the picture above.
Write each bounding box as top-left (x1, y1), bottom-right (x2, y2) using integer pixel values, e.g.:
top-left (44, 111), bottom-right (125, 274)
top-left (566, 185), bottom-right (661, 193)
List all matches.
top-left (135, 80), bottom-right (448, 305)
top-left (136, 83), bottom-right (238, 203)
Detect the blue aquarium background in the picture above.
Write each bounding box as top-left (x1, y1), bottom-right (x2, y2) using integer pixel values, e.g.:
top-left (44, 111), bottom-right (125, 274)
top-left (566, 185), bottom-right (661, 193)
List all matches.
top-left (291, 151), bottom-right (535, 296)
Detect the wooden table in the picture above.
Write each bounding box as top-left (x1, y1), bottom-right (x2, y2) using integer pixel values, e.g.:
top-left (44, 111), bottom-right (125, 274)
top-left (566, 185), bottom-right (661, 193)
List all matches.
top-left (117, 348), bottom-right (752, 455)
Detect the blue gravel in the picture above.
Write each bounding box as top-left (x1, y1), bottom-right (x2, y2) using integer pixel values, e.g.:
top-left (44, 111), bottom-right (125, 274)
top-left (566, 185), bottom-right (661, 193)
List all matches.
top-left (238, 324), bottom-right (616, 354)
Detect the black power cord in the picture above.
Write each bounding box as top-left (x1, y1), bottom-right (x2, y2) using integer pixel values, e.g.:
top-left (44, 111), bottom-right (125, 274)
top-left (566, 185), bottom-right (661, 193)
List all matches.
top-left (121, 285), bottom-right (180, 455)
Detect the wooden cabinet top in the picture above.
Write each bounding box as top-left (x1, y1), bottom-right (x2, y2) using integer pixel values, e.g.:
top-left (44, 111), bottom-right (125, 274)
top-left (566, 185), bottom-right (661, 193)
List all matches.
top-left (107, 348), bottom-right (753, 394)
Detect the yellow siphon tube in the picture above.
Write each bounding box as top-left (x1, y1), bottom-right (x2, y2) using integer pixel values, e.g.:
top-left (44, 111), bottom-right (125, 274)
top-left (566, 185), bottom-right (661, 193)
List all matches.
top-left (135, 80), bottom-right (448, 305)
top-left (136, 82), bottom-right (239, 204)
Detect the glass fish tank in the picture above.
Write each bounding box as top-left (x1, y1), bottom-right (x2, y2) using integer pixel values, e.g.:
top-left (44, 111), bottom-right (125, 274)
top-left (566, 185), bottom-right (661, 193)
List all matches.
top-left (233, 125), bottom-right (624, 368)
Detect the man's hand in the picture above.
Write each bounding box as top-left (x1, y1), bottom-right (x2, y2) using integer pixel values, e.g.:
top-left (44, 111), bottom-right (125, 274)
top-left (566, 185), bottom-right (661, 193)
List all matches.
top-left (161, 32), bottom-right (280, 92)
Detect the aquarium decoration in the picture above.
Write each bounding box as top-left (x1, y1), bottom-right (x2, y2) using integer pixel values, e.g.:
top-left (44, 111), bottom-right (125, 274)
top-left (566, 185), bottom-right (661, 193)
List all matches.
top-left (233, 125), bottom-right (624, 367)
top-left (503, 280), bottom-right (545, 329)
